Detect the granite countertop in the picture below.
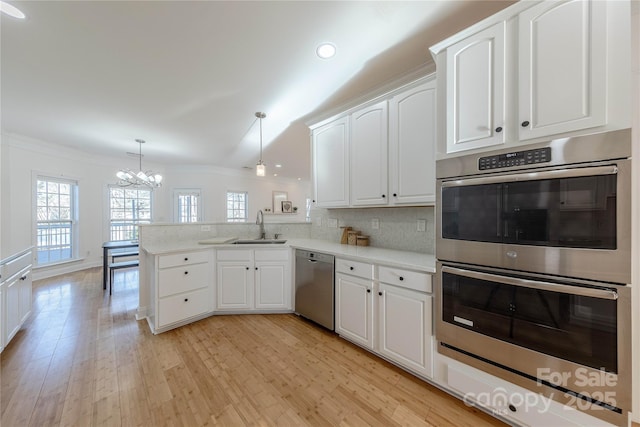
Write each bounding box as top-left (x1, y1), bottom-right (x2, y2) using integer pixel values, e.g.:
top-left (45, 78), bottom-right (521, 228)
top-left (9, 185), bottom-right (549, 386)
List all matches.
top-left (141, 238), bottom-right (435, 273)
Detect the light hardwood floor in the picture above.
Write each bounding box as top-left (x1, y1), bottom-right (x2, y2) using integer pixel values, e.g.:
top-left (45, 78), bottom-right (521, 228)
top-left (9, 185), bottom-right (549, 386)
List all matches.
top-left (1, 267), bottom-right (508, 426)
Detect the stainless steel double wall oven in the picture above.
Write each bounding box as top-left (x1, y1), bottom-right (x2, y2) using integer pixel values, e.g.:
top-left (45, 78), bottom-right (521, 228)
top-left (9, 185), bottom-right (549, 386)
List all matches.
top-left (435, 130), bottom-right (632, 426)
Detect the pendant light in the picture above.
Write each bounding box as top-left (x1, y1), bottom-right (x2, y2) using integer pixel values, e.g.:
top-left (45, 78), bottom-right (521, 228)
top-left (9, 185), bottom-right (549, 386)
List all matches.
top-left (255, 112), bottom-right (266, 177)
top-left (116, 139), bottom-right (163, 188)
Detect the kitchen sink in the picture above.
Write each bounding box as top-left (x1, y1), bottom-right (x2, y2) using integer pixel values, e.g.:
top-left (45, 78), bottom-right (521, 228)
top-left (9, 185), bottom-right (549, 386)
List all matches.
top-left (232, 239), bottom-right (287, 245)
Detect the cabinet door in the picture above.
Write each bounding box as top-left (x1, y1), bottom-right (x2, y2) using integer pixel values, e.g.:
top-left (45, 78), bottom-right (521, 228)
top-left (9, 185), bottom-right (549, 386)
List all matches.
top-left (377, 283), bottom-right (432, 378)
top-left (518, 0), bottom-right (606, 140)
top-left (350, 101), bottom-right (388, 206)
top-left (255, 262), bottom-right (288, 309)
top-left (216, 262), bottom-right (253, 310)
top-left (5, 277), bottom-right (21, 343)
top-left (446, 21), bottom-right (506, 153)
top-left (389, 81), bottom-right (436, 205)
top-left (312, 116), bottom-right (350, 207)
top-left (335, 273), bottom-right (374, 350)
top-left (19, 270), bottom-right (32, 324)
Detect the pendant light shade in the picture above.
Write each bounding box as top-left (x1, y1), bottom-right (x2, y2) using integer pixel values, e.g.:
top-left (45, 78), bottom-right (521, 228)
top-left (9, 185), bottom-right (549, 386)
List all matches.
top-left (255, 112), bottom-right (266, 177)
top-left (116, 139), bottom-right (163, 188)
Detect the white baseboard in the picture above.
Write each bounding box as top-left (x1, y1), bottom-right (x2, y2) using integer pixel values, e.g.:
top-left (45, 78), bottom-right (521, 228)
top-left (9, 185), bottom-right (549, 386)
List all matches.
top-left (32, 260), bottom-right (102, 281)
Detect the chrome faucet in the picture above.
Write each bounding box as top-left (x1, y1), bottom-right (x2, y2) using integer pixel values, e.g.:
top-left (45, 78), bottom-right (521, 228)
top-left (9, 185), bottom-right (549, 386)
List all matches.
top-left (256, 209), bottom-right (265, 239)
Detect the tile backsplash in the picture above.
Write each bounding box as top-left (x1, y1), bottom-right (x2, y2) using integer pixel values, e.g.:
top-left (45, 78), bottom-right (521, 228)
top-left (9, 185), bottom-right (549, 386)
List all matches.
top-left (140, 206), bottom-right (434, 254)
top-left (310, 206), bottom-right (435, 254)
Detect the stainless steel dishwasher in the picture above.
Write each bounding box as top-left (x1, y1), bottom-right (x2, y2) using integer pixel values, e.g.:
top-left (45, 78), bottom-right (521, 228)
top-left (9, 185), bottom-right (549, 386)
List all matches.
top-left (294, 250), bottom-right (335, 330)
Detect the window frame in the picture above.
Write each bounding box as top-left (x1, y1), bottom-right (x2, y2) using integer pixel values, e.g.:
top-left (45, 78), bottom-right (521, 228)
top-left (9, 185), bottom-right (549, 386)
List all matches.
top-left (34, 174), bottom-right (79, 266)
top-left (107, 185), bottom-right (153, 241)
top-left (226, 191), bottom-right (248, 222)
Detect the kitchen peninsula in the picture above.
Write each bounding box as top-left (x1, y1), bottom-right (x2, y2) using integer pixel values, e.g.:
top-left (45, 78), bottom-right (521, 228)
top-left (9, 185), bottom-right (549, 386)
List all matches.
top-left (139, 230), bottom-right (436, 335)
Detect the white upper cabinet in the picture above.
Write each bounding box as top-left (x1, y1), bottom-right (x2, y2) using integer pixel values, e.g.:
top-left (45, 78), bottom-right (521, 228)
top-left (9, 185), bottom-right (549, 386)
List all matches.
top-left (431, 0), bottom-right (631, 157)
top-left (312, 116), bottom-right (350, 208)
top-left (445, 21), bottom-right (506, 153)
top-left (518, 0), bottom-right (606, 140)
top-left (310, 75), bottom-right (437, 208)
top-left (389, 79), bottom-right (437, 205)
top-left (350, 101), bottom-right (388, 206)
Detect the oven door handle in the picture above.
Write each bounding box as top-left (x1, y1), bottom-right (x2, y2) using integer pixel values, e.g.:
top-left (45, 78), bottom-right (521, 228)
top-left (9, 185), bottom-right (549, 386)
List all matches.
top-left (442, 266), bottom-right (618, 300)
top-left (441, 165), bottom-right (618, 188)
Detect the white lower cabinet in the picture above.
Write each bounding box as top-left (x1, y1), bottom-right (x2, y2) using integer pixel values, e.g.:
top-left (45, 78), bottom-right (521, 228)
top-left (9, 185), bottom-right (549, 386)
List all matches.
top-left (335, 258), bottom-right (433, 379)
top-left (255, 261), bottom-right (288, 309)
top-left (1, 248), bottom-right (33, 350)
top-left (5, 274), bottom-right (22, 343)
top-left (378, 282), bottom-right (432, 378)
top-left (216, 248), bottom-right (291, 312)
top-left (146, 246), bottom-right (291, 334)
top-left (335, 272), bottom-right (374, 349)
top-left (153, 249), bottom-right (213, 331)
top-left (217, 253), bottom-right (253, 310)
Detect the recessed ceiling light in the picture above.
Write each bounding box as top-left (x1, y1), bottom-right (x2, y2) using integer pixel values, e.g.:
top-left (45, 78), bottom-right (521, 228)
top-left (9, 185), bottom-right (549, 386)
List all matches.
top-left (0, 1), bottom-right (25, 19)
top-left (273, 173), bottom-right (278, 177)
top-left (297, 178), bottom-right (302, 181)
top-left (316, 43), bottom-right (336, 59)
top-left (275, 164), bottom-right (282, 168)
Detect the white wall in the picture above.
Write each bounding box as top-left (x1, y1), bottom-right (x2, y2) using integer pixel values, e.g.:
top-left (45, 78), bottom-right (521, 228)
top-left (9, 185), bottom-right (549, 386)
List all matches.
top-left (164, 165), bottom-right (311, 224)
top-left (0, 132), bottom-right (310, 279)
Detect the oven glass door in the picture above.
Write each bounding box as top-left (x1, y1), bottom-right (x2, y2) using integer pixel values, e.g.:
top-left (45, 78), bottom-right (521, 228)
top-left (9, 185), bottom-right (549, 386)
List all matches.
top-left (441, 266), bottom-right (618, 373)
top-left (441, 166), bottom-right (617, 249)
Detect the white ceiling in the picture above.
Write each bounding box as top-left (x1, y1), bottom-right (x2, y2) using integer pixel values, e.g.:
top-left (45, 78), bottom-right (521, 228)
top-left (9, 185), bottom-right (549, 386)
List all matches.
top-left (1, 1), bottom-right (513, 179)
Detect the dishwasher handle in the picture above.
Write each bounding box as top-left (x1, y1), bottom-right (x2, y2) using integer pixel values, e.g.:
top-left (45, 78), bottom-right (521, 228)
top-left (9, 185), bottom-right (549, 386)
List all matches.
top-left (295, 249), bottom-right (334, 265)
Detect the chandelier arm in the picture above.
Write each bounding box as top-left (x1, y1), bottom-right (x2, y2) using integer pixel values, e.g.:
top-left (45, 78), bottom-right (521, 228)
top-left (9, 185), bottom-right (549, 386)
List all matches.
top-left (116, 139), bottom-right (162, 188)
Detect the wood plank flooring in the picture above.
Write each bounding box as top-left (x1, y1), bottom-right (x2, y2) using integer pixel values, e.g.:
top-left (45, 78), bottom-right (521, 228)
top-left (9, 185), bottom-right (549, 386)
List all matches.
top-left (1, 267), bottom-right (507, 426)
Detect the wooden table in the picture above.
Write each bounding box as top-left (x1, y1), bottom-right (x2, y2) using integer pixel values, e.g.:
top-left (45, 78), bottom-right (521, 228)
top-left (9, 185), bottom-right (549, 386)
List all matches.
top-left (102, 240), bottom-right (139, 290)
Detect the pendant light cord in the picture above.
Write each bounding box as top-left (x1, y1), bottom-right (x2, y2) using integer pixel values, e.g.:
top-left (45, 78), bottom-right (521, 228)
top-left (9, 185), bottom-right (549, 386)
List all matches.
top-left (259, 115), bottom-right (263, 162)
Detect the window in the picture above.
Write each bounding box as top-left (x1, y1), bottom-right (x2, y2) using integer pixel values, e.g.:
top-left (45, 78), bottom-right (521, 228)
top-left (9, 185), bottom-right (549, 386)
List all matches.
top-left (226, 191), bottom-right (247, 222)
top-left (109, 187), bottom-right (152, 241)
top-left (174, 189), bottom-right (201, 223)
top-left (36, 176), bottom-right (78, 265)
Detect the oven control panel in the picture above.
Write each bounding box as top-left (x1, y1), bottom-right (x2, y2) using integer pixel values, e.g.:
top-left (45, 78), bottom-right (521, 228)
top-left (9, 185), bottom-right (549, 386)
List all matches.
top-left (478, 147), bottom-right (551, 170)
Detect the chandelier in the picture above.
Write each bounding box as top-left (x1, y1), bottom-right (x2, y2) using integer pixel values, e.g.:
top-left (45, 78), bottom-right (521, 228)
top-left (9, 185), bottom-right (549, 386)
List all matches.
top-left (116, 139), bottom-right (163, 188)
top-left (255, 112), bottom-right (266, 177)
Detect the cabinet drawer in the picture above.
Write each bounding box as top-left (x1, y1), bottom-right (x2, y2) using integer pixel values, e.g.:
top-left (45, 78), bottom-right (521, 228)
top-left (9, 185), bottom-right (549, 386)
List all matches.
top-left (3, 251), bottom-right (32, 280)
top-left (158, 250), bottom-right (210, 269)
top-left (335, 258), bottom-right (373, 280)
top-left (158, 262), bottom-right (210, 297)
top-left (379, 266), bottom-right (431, 293)
top-left (217, 249), bottom-right (252, 262)
top-left (447, 363), bottom-right (589, 427)
top-left (158, 287), bottom-right (210, 327)
top-left (254, 249), bottom-right (289, 262)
